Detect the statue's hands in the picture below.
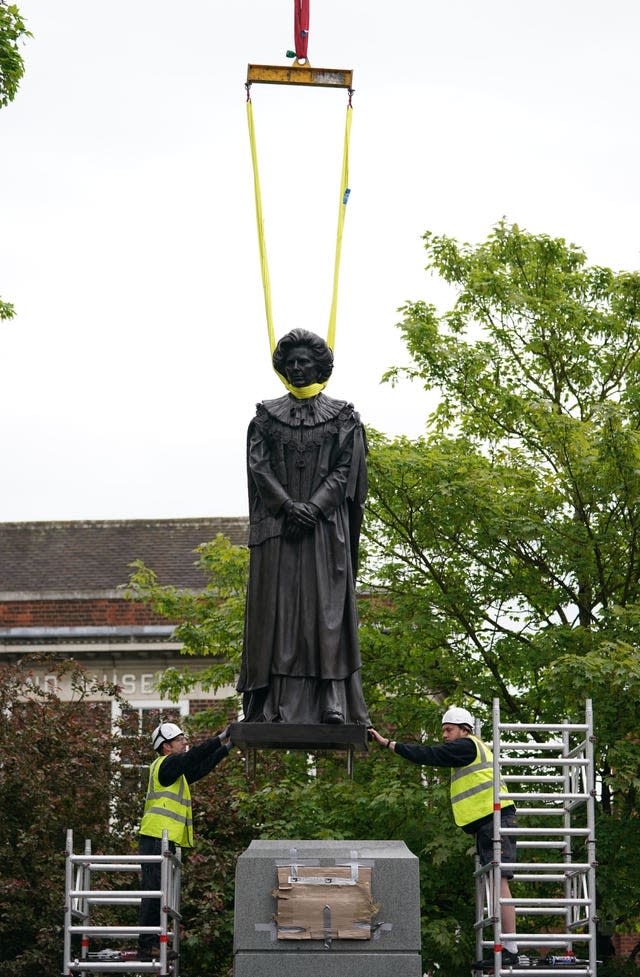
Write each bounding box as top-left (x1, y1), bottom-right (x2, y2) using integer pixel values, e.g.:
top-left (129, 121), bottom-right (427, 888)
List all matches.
top-left (289, 502), bottom-right (320, 527)
top-left (283, 500), bottom-right (321, 537)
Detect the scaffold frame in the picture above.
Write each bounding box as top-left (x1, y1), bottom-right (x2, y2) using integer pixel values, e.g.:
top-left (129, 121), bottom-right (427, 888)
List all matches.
top-left (473, 699), bottom-right (597, 976)
top-left (62, 829), bottom-right (181, 976)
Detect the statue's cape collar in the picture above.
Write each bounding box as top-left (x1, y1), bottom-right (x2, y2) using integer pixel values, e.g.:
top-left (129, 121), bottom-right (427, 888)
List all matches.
top-left (259, 393), bottom-right (347, 427)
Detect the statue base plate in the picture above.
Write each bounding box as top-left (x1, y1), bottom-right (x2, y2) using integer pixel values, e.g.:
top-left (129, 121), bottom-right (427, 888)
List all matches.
top-left (229, 721), bottom-right (369, 753)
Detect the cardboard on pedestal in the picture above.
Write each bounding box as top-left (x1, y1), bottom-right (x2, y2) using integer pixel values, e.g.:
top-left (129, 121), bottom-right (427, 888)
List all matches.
top-left (274, 866), bottom-right (378, 940)
top-left (233, 840), bottom-right (423, 977)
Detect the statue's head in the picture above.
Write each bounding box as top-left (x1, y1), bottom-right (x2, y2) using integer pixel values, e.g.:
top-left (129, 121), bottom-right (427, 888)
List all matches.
top-left (272, 329), bottom-right (334, 386)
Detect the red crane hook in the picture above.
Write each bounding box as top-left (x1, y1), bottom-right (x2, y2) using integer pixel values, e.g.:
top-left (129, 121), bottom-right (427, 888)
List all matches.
top-left (293, 0), bottom-right (310, 62)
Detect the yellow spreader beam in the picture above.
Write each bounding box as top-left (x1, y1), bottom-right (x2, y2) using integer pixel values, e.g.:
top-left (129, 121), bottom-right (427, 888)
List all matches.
top-left (247, 63), bottom-right (353, 89)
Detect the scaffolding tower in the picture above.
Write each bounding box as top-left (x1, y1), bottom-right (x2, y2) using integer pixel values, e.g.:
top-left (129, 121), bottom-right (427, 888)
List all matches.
top-left (473, 699), bottom-right (597, 976)
top-left (63, 828), bottom-right (181, 976)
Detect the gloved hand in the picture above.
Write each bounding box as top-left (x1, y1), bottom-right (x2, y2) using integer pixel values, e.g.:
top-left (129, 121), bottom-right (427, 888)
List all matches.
top-left (219, 724), bottom-right (232, 745)
top-left (288, 501), bottom-right (320, 527)
top-left (283, 501), bottom-right (320, 539)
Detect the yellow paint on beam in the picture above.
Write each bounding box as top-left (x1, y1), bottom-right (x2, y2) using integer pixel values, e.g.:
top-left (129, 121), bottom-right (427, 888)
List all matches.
top-left (247, 64), bottom-right (353, 89)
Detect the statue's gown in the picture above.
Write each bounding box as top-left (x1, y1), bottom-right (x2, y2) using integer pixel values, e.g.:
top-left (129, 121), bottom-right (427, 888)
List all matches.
top-left (237, 392), bottom-right (370, 725)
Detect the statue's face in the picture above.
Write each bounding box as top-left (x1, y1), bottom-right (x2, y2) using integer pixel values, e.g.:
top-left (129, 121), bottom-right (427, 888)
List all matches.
top-left (283, 345), bottom-right (318, 387)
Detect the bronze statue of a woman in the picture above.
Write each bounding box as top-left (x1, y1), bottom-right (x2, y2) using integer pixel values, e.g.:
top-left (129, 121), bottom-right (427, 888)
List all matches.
top-left (237, 328), bottom-right (370, 726)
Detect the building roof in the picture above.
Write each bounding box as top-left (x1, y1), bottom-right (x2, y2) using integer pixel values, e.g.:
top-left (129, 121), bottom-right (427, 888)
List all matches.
top-left (0, 518), bottom-right (249, 596)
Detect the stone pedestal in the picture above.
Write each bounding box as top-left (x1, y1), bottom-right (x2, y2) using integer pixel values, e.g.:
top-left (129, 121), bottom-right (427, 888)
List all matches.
top-left (233, 839), bottom-right (422, 977)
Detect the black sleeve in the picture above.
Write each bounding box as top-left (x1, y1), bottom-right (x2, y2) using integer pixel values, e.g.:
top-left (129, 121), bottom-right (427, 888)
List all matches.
top-left (158, 737), bottom-right (230, 786)
top-left (394, 738), bottom-right (476, 768)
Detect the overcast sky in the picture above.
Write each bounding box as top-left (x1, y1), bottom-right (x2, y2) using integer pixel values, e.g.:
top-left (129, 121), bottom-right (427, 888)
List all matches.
top-left (3, 1), bottom-right (640, 523)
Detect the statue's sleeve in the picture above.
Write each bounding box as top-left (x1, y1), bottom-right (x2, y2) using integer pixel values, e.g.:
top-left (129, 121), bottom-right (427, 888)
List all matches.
top-left (347, 422), bottom-right (368, 579)
top-left (309, 414), bottom-right (359, 516)
top-left (247, 419), bottom-right (290, 515)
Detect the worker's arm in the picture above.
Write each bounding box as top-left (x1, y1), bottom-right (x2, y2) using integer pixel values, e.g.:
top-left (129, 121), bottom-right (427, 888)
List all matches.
top-left (394, 738), bottom-right (476, 767)
top-left (368, 727), bottom-right (476, 767)
top-left (158, 735), bottom-right (231, 786)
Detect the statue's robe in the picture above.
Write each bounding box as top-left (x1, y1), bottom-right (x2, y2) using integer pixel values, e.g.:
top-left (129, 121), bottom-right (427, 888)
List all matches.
top-left (237, 392), bottom-right (370, 724)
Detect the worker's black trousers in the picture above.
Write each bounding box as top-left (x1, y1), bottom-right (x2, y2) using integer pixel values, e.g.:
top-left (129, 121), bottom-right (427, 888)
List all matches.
top-left (138, 834), bottom-right (176, 951)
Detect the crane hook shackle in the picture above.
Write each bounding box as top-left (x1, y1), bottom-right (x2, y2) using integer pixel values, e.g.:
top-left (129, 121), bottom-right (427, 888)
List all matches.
top-left (294, 0), bottom-right (310, 62)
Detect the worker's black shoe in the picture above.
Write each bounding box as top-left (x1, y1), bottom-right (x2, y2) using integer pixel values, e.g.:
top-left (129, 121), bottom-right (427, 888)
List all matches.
top-left (136, 948), bottom-right (157, 962)
top-left (137, 948), bottom-right (179, 962)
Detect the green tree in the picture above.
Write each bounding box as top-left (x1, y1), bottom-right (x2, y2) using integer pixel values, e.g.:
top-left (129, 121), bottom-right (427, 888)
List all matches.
top-left (0, 658), bottom-right (135, 976)
top-left (127, 533), bottom-right (248, 701)
top-left (364, 220), bottom-right (640, 964)
top-left (0, 299), bottom-right (14, 320)
top-left (0, 2), bottom-right (30, 107)
top-left (0, 657), bottom-right (254, 977)
top-left (1, 2), bottom-right (31, 321)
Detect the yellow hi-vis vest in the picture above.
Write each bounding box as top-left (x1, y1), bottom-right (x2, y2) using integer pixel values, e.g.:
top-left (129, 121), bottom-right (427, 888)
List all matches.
top-left (449, 734), bottom-right (509, 827)
top-left (140, 755), bottom-right (193, 848)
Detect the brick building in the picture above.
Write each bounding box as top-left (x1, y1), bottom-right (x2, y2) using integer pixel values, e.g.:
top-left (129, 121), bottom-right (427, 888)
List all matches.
top-left (0, 518), bottom-right (248, 726)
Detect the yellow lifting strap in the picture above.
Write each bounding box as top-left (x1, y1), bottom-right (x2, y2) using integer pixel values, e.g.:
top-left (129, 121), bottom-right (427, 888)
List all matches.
top-left (246, 88), bottom-right (353, 399)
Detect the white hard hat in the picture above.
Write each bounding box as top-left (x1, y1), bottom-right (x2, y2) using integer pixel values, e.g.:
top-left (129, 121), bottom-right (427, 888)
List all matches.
top-left (442, 706), bottom-right (474, 728)
top-left (151, 722), bottom-right (184, 751)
